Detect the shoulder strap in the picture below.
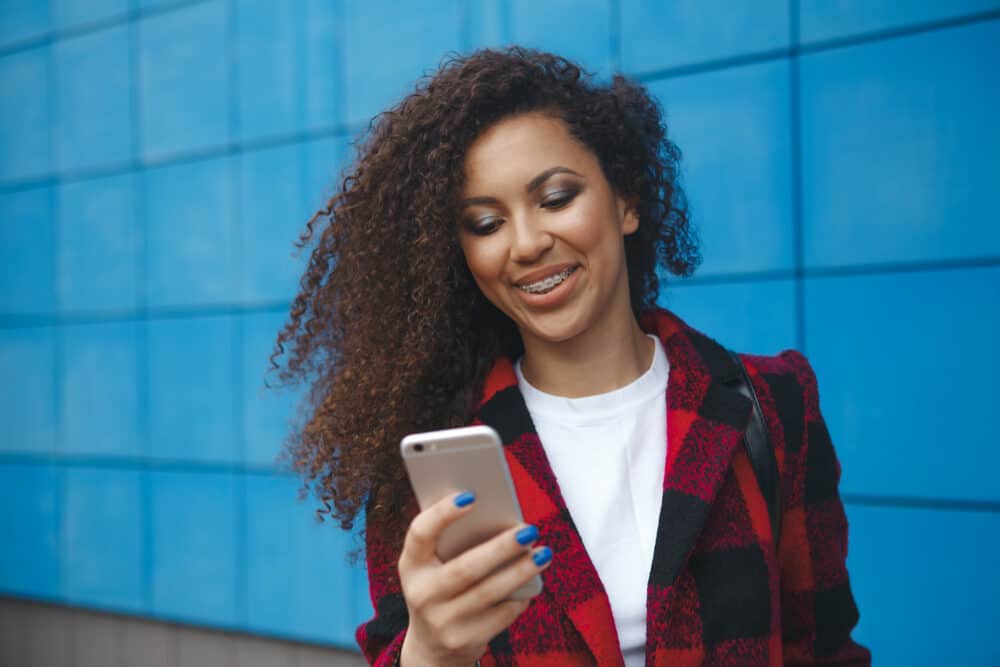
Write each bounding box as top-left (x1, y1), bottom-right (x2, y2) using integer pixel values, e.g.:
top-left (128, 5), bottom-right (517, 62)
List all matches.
top-left (726, 349), bottom-right (782, 547)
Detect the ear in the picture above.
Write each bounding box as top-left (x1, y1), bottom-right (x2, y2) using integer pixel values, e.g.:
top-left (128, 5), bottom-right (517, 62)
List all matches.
top-left (618, 195), bottom-right (640, 235)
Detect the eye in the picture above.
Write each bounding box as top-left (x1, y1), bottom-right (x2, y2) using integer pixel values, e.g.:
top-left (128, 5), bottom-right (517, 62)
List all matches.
top-left (541, 189), bottom-right (577, 210)
top-left (467, 216), bottom-right (503, 236)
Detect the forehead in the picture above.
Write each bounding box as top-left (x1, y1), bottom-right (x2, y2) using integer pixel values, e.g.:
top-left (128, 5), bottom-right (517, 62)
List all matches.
top-left (462, 113), bottom-right (597, 190)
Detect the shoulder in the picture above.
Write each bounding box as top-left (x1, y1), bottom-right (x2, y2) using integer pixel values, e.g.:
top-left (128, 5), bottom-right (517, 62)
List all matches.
top-left (739, 348), bottom-right (814, 384)
top-left (735, 350), bottom-right (827, 476)
top-left (738, 348), bottom-right (822, 417)
top-left (736, 349), bottom-right (844, 520)
top-left (738, 348), bottom-right (822, 420)
top-left (643, 306), bottom-right (825, 427)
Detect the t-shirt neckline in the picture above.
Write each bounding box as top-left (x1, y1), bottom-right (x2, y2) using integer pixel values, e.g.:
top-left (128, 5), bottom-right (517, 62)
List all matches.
top-left (514, 334), bottom-right (669, 424)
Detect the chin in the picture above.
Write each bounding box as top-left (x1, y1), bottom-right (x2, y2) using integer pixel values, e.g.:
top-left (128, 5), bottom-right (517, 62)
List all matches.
top-left (512, 307), bottom-right (591, 344)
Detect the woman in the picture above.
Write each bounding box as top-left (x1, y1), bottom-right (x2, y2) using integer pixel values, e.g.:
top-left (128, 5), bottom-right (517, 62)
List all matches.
top-left (272, 47), bottom-right (870, 666)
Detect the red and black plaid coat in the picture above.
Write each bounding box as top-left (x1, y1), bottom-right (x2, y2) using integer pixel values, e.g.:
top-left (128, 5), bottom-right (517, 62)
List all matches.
top-left (356, 307), bottom-right (871, 666)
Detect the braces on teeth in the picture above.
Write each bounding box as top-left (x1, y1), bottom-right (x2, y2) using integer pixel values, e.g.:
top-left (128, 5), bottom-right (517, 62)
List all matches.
top-left (519, 267), bottom-right (575, 294)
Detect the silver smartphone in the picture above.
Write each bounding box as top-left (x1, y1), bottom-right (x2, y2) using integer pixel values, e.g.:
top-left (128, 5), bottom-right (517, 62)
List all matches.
top-left (401, 425), bottom-right (543, 599)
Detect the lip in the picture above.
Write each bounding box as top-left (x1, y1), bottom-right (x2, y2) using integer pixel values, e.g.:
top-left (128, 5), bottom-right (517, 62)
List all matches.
top-left (513, 265), bottom-right (581, 309)
top-left (513, 263), bottom-right (578, 287)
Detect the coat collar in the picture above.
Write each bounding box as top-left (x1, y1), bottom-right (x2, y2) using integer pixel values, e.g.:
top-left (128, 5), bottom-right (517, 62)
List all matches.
top-left (473, 308), bottom-right (754, 666)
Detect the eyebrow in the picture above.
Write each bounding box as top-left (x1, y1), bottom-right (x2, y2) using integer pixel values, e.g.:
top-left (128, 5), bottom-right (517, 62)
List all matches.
top-left (460, 166), bottom-right (583, 208)
top-left (526, 166), bottom-right (582, 193)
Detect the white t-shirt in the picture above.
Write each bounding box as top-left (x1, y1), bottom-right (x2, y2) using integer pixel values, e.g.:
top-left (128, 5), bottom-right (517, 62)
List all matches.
top-left (514, 335), bottom-right (669, 667)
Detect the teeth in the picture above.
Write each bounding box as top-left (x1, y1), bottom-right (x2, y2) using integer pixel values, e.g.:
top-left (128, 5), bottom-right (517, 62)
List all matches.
top-left (518, 267), bottom-right (575, 294)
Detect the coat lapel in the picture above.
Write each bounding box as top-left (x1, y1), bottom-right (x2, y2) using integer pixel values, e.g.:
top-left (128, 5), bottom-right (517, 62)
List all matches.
top-left (472, 308), bottom-right (754, 666)
top-left (643, 309), bottom-right (754, 592)
top-left (475, 361), bottom-right (625, 667)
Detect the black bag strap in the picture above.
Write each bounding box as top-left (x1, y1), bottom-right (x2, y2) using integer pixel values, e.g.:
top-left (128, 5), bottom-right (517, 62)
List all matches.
top-left (727, 349), bottom-right (782, 547)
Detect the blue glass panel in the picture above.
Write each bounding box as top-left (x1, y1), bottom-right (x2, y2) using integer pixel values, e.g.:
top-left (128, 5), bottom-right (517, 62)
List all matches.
top-left (241, 311), bottom-right (304, 467)
top-left (50, 0), bottom-right (127, 33)
top-left (245, 474), bottom-right (298, 633)
top-left (232, 0), bottom-right (344, 137)
top-left (800, 0), bottom-right (1000, 44)
top-left (0, 327), bottom-right (56, 454)
top-left (801, 21), bottom-right (1000, 268)
top-left (464, 0), bottom-right (511, 50)
top-left (245, 474), bottom-right (361, 645)
top-left (0, 187), bottom-right (55, 314)
top-left (136, 0), bottom-right (186, 9)
top-left (0, 46), bottom-right (52, 181)
top-left (0, 463), bottom-right (60, 597)
top-left (138, 1), bottom-right (230, 160)
top-left (61, 466), bottom-right (144, 612)
top-left (239, 144), bottom-right (305, 303)
top-left (351, 517), bottom-right (373, 632)
top-left (658, 279), bottom-right (797, 356)
top-left (510, 0), bottom-right (612, 75)
top-left (60, 321), bottom-right (140, 457)
top-left (302, 0), bottom-right (343, 131)
top-left (146, 315), bottom-right (237, 463)
top-left (846, 503), bottom-right (1000, 666)
top-left (647, 61), bottom-right (794, 276)
top-left (144, 156), bottom-right (237, 307)
top-left (353, 569), bottom-right (373, 637)
top-left (52, 25), bottom-right (132, 172)
top-left (302, 134), bottom-right (350, 216)
top-left (0, 0), bottom-right (49, 47)
top-left (620, 0), bottom-right (788, 73)
top-left (236, 0), bottom-right (297, 141)
top-left (150, 469), bottom-right (238, 626)
top-left (343, 1), bottom-right (463, 125)
top-left (804, 267), bottom-right (1000, 501)
top-left (56, 173), bottom-right (137, 313)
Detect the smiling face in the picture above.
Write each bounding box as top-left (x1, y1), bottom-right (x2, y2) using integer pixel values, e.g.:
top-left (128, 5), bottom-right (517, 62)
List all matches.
top-left (458, 112), bottom-right (639, 348)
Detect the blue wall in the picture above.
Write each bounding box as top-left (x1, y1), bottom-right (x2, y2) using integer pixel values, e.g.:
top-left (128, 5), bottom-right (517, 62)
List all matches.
top-left (1, 1), bottom-right (998, 663)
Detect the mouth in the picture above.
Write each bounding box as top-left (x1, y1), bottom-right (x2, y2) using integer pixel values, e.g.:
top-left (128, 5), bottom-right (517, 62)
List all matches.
top-left (515, 266), bottom-right (579, 295)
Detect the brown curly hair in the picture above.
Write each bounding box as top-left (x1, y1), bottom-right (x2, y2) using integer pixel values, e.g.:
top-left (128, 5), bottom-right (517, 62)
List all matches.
top-left (269, 46), bottom-right (700, 548)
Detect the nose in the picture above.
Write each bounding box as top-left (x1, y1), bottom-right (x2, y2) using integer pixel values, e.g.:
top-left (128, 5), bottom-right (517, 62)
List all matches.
top-left (508, 211), bottom-right (553, 263)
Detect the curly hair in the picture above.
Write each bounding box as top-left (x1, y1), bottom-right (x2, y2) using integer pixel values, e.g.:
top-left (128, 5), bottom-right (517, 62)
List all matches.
top-left (269, 47), bottom-right (699, 548)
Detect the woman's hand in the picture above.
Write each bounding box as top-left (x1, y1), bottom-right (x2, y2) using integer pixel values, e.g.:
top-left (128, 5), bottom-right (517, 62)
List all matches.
top-left (398, 491), bottom-right (553, 667)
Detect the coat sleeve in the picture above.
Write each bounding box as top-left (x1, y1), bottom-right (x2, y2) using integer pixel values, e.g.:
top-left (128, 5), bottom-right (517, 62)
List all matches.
top-left (775, 350), bottom-right (871, 666)
top-left (354, 508), bottom-right (409, 666)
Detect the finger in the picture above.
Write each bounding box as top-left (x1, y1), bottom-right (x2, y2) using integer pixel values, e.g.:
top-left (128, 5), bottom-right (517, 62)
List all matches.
top-left (434, 523), bottom-right (540, 600)
top-left (450, 546), bottom-right (552, 617)
top-left (401, 490), bottom-right (477, 566)
top-left (443, 597), bottom-right (532, 653)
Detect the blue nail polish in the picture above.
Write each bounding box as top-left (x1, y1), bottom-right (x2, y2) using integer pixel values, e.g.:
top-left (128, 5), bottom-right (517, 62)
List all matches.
top-left (454, 491), bottom-right (476, 508)
top-left (533, 546), bottom-right (552, 567)
top-left (516, 525), bottom-right (538, 545)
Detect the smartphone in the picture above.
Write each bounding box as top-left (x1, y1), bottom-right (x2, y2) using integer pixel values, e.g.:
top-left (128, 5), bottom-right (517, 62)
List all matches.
top-left (401, 425), bottom-right (543, 599)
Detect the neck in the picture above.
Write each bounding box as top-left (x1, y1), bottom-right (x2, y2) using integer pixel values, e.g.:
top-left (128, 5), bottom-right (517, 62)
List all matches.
top-left (518, 305), bottom-right (654, 398)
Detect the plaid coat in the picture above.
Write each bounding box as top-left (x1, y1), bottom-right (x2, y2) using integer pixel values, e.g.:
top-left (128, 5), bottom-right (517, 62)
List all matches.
top-left (357, 307), bottom-right (871, 666)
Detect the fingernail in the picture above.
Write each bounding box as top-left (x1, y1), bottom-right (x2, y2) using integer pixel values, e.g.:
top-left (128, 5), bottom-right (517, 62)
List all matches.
top-left (454, 491), bottom-right (476, 508)
top-left (515, 525), bottom-right (538, 545)
top-left (532, 546), bottom-right (552, 567)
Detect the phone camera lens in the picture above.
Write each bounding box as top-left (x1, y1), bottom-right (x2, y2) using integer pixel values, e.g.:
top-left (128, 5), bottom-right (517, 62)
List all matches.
top-left (413, 443), bottom-right (424, 453)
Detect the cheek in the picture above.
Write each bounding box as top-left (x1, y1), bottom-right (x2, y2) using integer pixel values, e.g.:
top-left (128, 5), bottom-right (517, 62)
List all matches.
top-left (464, 252), bottom-right (512, 316)
top-left (460, 238), bottom-right (506, 289)
top-left (561, 202), bottom-right (621, 257)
